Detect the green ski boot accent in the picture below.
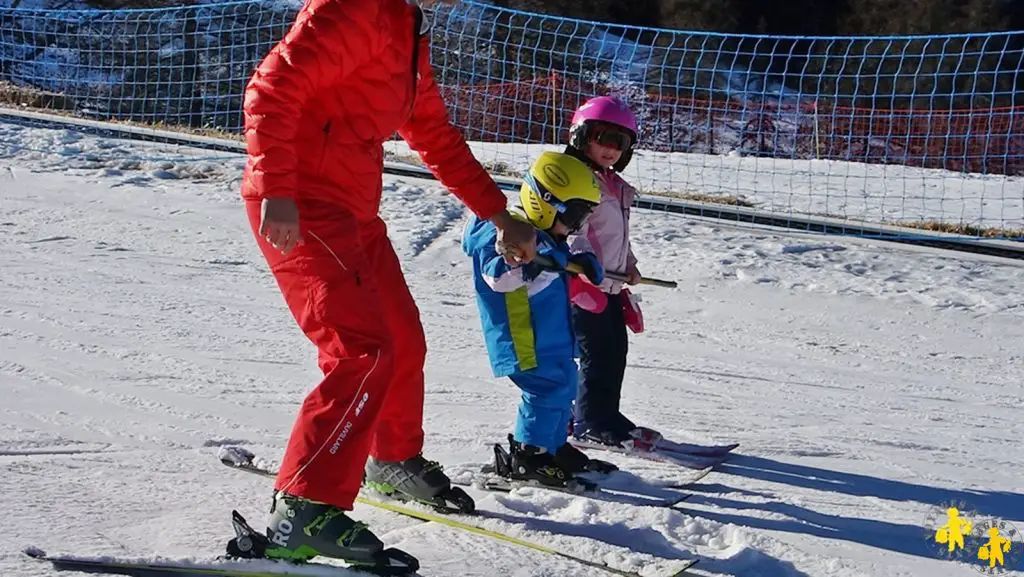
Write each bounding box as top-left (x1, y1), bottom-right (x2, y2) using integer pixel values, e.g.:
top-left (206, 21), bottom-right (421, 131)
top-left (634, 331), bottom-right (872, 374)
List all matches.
top-left (265, 492), bottom-right (382, 563)
top-left (225, 507), bottom-right (418, 576)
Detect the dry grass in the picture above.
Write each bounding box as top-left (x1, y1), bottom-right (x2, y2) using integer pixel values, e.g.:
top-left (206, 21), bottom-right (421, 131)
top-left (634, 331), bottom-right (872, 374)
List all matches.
top-left (387, 153), bottom-right (518, 179)
top-left (640, 189), bottom-right (757, 208)
top-left (386, 153), bottom-right (428, 167)
top-left (82, 0), bottom-right (197, 9)
top-left (482, 160), bottom-right (517, 177)
top-left (0, 83), bottom-right (247, 142)
top-left (0, 83), bottom-right (74, 112)
top-left (895, 220), bottom-right (1024, 240)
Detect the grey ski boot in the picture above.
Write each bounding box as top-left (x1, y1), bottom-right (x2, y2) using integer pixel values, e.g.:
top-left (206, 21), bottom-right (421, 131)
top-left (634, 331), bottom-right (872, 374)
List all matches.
top-left (224, 493), bottom-right (418, 576)
top-left (363, 454), bottom-right (475, 514)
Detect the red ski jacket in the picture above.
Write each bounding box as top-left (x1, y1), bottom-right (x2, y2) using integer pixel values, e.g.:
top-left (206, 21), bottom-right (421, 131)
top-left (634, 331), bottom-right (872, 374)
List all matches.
top-left (240, 0), bottom-right (507, 223)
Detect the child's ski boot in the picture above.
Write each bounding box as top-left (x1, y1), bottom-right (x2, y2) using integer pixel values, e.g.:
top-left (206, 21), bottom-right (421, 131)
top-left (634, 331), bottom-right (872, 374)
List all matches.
top-left (574, 414), bottom-right (664, 453)
top-left (573, 426), bottom-right (630, 447)
top-left (489, 435), bottom-right (596, 493)
top-left (612, 411), bottom-right (664, 450)
top-left (555, 441), bottom-right (618, 475)
top-left (622, 425), bottom-right (664, 451)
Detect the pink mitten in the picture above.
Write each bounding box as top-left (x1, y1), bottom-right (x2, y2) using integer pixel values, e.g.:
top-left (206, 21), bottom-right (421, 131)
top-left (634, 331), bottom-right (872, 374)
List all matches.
top-left (569, 275), bottom-right (608, 313)
top-left (621, 288), bottom-right (644, 333)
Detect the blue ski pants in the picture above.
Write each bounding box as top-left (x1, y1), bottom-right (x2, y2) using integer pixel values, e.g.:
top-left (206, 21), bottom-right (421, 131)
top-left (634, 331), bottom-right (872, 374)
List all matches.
top-left (508, 357), bottom-right (579, 453)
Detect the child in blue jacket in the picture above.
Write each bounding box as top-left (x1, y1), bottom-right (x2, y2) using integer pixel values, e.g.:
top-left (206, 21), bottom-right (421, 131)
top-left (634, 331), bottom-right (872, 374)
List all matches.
top-left (462, 151), bottom-right (616, 489)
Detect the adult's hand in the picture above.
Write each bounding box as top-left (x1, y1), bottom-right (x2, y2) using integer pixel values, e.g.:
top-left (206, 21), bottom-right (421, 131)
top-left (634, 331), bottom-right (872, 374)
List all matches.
top-left (491, 209), bottom-right (537, 265)
top-left (260, 197), bottom-right (303, 255)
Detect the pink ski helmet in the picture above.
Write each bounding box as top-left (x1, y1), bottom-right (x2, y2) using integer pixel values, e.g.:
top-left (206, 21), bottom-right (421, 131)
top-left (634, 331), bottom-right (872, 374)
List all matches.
top-left (571, 95), bottom-right (638, 133)
top-left (568, 95), bottom-right (638, 173)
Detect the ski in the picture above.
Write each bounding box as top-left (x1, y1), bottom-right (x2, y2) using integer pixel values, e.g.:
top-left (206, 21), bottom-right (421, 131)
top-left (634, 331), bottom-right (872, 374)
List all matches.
top-left (569, 439), bottom-right (734, 470)
top-left (219, 446), bottom-right (690, 510)
top-left (217, 447), bottom-right (700, 577)
top-left (449, 469), bottom-right (702, 509)
top-left (23, 546), bottom-right (370, 577)
top-left (445, 442), bottom-right (704, 509)
top-left (569, 425), bottom-right (738, 461)
top-left (655, 439), bottom-right (739, 457)
top-left (334, 491), bottom-right (700, 577)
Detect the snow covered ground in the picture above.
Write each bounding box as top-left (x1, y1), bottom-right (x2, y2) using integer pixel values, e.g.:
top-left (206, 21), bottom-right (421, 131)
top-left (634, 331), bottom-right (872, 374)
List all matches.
top-left (2, 120), bottom-right (1024, 577)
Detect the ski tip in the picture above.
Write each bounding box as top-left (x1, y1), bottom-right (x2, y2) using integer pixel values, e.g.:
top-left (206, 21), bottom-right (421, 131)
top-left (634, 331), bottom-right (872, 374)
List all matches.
top-left (23, 546), bottom-right (47, 560)
top-left (666, 559), bottom-right (700, 577)
top-left (667, 493), bottom-right (692, 508)
top-left (216, 445), bottom-right (255, 466)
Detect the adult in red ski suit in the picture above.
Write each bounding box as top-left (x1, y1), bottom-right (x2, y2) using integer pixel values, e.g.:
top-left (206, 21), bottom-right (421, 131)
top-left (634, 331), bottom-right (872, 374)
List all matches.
top-left (240, 0), bottom-right (537, 511)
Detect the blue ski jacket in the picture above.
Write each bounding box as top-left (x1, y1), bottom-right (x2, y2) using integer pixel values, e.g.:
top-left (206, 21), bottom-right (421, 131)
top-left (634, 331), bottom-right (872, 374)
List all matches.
top-left (461, 214), bottom-right (579, 378)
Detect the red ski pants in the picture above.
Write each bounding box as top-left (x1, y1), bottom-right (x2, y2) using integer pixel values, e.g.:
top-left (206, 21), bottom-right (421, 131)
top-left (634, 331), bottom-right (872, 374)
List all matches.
top-left (245, 199), bottom-right (426, 510)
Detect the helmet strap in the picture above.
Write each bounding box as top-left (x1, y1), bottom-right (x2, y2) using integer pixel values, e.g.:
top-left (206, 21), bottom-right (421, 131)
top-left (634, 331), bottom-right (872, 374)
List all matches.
top-left (611, 148), bottom-right (633, 173)
top-left (564, 143), bottom-right (604, 172)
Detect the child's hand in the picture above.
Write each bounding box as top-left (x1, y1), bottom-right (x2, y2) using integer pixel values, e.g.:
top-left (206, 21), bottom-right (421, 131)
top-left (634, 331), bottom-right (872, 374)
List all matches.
top-left (569, 252), bottom-right (604, 286)
top-left (626, 262), bottom-right (641, 285)
top-left (521, 262), bottom-right (544, 282)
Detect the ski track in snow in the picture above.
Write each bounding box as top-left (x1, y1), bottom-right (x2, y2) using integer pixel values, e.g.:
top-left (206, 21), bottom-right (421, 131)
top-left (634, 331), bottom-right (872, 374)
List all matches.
top-left (1, 122), bottom-right (1024, 577)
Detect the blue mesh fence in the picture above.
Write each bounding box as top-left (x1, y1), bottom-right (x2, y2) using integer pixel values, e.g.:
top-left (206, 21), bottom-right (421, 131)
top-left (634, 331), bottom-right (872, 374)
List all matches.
top-left (0, 0), bottom-right (1022, 238)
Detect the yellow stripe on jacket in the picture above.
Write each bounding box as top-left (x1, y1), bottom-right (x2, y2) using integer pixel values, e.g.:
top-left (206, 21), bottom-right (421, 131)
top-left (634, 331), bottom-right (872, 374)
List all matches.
top-left (503, 286), bottom-right (538, 371)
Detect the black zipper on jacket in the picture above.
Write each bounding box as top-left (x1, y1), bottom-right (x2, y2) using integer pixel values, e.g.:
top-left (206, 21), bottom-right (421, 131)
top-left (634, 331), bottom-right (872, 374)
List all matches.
top-left (317, 119), bottom-right (333, 173)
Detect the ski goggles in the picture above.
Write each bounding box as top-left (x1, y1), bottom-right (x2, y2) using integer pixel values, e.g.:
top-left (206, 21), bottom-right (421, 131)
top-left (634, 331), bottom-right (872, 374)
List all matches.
top-left (589, 124), bottom-right (633, 152)
top-left (523, 172), bottom-right (596, 233)
top-left (556, 199), bottom-right (597, 233)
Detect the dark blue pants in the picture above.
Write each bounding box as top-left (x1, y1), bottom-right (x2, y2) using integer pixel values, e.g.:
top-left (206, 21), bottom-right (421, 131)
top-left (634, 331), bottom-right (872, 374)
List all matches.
top-left (571, 292), bottom-right (635, 437)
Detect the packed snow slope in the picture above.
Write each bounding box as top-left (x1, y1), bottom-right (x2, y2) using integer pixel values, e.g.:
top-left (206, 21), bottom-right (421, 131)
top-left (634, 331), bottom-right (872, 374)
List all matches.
top-left (1, 122), bottom-right (1023, 577)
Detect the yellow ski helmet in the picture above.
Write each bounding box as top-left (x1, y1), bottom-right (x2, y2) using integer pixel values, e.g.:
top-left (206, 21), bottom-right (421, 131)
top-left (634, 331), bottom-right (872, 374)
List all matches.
top-left (519, 151), bottom-right (601, 231)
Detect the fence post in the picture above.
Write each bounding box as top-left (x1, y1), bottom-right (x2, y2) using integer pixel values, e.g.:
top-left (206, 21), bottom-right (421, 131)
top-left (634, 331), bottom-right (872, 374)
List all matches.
top-left (708, 110), bottom-right (715, 155)
top-left (183, 9), bottom-right (204, 128)
top-left (813, 99), bottom-right (820, 160)
top-left (551, 72), bottom-right (558, 145)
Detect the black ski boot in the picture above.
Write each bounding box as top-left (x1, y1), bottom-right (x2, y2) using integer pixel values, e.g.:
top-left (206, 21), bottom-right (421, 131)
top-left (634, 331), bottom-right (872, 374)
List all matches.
top-left (490, 435), bottom-right (596, 492)
top-left (555, 441), bottom-right (618, 475)
top-left (225, 493), bottom-right (418, 576)
top-left (622, 425), bottom-right (664, 450)
top-left (611, 412), bottom-right (664, 451)
top-left (574, 426), bottom-right (631, 448)
top-left (364, 453), bottom-right (475, 514)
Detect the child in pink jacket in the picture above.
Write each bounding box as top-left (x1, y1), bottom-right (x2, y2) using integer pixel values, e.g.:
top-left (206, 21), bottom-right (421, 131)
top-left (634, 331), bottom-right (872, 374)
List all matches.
top-left (564, 96), bottom-right (661, 452)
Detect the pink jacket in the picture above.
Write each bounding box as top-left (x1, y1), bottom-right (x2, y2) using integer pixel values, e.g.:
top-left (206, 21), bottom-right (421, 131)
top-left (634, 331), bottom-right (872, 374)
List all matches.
top-left (570, 169), bottom-right (638, 295)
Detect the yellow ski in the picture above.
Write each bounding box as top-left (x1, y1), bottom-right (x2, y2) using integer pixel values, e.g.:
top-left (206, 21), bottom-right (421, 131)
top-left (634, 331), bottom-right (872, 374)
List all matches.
top-left (219, 447), bottom-right (700, 577)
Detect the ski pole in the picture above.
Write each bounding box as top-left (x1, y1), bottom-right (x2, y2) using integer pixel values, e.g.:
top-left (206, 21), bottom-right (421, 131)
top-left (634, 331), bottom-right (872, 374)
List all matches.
top-left (532, 254), bottom-right (678, 288)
